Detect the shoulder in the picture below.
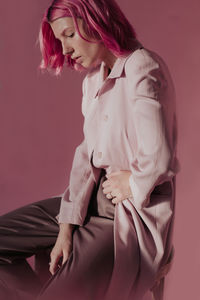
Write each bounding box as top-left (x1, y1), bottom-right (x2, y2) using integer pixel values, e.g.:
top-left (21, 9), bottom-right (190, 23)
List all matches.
top-left (124, 47), bottom-right (175, 96)
top-left (124, 47), bottom-right (169, 78)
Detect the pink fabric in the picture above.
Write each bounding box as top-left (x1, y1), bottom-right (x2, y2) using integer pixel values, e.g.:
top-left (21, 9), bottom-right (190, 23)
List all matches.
top-left (57, 42), bottom-right (180, 299)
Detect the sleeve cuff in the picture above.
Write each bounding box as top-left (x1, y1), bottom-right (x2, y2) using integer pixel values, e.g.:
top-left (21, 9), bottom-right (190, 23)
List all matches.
top-left (56, 188), bottom-right (84, 226)
top-left (128, 174), bottom-right (145, 209)
top-left (129, 174), bottom-right (137, 199)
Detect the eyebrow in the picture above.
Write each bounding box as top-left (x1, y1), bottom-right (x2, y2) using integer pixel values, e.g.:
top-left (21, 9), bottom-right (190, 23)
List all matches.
top-left (61, 26), bottom-right (74, 35)
top-left (53, 26), bottom-right (74, 39)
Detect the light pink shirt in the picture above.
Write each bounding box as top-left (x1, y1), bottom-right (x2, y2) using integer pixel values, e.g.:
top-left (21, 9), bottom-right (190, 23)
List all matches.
top-left (57, 44), bottom-right (181, 298)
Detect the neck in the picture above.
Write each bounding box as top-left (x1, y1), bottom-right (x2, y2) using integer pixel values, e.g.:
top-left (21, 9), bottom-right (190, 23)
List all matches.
top-left (103, 49), bottom-right (117, 70)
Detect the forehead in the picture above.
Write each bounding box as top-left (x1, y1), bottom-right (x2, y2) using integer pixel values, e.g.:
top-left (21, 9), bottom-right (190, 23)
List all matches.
top-left (50, 17), bottom-right (74, 36)
top-left (50, 17), bottom-right (82, 38)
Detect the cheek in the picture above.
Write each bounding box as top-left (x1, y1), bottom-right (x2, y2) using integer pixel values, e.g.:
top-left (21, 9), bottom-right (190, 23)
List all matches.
top-left (88, 45), bottom-right (102, 62)
top-left (84, 43), bottom-right (95, 56)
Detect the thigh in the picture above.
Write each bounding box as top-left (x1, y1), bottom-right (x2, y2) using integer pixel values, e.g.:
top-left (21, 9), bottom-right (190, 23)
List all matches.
top-left (37, 176), bottom-right (115, 300)
top-left (0, 196), bottom-right (61, 263)
top-left (37, 215), bottom-right (115, 300)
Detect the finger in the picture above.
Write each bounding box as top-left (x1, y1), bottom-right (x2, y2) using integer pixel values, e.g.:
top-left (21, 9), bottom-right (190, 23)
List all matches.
top-left (102, 187), bottom-right (112, 194)
top-left (49, 254), bottom-right (61, 275)
top-left (103, 179), bottom-right (116, 190)
top-left (106, 171), bottom-right (121, 178)
top-left (112, 193), bottom-right (124, 204)
top-left (62, 250), bottom-right (69, 265)
top-left (112, 194), bottom-right (122, 203)
top-left (106, 193), bottom-right (113, 199)
top-left (102, 180), bottom-right (110, 188)
top-left (112, 197), bottom-right (118, 204)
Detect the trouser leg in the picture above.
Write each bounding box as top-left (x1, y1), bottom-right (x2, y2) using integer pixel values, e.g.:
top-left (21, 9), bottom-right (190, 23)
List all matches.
top-left (0, 196), bottom-right (61, 299)
top-left (151, 277), bottom-right (165, 300)
top-left (37, 175), bottom-right (115, 300)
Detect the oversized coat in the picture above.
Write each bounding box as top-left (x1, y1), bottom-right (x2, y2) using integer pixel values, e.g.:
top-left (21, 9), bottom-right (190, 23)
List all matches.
top-left (56, 43), bottom-right (181, 299)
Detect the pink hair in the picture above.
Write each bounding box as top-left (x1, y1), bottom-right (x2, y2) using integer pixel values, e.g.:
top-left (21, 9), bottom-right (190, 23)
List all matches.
top-left (39, 0), bottom-right (138, 75)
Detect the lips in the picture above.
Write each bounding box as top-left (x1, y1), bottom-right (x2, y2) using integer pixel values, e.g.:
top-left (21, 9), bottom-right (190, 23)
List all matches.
top-left (75, 56), bottom-right (82, 63)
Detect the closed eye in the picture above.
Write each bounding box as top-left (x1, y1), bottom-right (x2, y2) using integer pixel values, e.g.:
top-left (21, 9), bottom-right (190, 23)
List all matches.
top-left (65, 33), bottom-right (74, 38)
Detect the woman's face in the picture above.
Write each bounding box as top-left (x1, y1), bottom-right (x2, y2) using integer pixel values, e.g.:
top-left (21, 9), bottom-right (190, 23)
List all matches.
top-left (50, 17), bottom-right (106, 69)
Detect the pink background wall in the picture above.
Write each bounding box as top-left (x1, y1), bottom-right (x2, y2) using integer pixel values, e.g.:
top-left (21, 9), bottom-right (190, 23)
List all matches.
top-left (1, 0), bottom-right (199, 299)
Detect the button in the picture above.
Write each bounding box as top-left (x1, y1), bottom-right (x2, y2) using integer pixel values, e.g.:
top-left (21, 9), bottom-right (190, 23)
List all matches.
top-left (103, 114), bottom-right (108, 121)
top-left (97, 152), bottom-right (102, 159)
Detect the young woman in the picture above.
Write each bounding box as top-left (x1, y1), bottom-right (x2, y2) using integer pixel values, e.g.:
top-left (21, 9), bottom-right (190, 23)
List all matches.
top-left (0, 0), bottom-right (180, 299)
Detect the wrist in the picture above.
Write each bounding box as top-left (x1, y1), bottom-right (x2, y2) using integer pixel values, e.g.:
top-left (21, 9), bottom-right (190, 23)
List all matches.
top-left (59, 223), bottom-right (76, 234)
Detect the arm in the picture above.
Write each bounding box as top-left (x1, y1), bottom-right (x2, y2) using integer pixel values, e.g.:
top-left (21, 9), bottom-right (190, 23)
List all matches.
top-left (128, 98), bottom-right (170, 208)
top-left (50, 75), bottom-right (93, 274)
top-left (126, 52), bottom-right (179, 209)
top-left (102, 53), bottom-right (179, 206)
top-left (57, 75), bottom-right (93, 225)
top-left (58, 139), bottom-right (92, 224)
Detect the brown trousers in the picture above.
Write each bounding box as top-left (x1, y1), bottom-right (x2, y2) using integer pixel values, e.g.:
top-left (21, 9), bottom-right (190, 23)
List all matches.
top-left (0, 170), bottom-right (115, 300)
top-left (0, 194), bottom-right (61, 299)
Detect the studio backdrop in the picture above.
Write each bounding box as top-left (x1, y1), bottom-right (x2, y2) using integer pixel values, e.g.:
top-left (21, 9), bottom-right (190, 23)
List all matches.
top-left (0, 0), bottom-right (199, 299)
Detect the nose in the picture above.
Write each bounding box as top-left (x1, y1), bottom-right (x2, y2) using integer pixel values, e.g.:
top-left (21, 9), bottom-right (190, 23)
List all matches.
top-left (63, 47), bottom-right (74, 56)
top-left (62, 42), bottom-right (74, 56)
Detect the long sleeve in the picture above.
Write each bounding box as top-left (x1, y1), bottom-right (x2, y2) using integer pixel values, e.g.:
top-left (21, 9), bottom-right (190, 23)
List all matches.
top-left (57, 75), bottom-right (95, 225)
top-left (125, 54), bottom-right (179, 209)
top-left (128, 98), bottom-right (170, 208)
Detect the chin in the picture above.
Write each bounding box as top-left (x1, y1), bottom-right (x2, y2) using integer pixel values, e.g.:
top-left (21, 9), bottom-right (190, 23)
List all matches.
top-left (80, 60), bottom-right (88, 68)
top-left (88, 60), bottom-right (102, 69)
top-left (80, 58), bottom-right (101, 70)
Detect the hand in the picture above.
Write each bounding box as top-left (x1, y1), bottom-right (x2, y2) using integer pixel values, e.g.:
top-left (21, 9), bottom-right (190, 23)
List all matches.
top-left (49, 224), bottom-right (75, 275)
top-left (102, 170), bottom-right (133, 204)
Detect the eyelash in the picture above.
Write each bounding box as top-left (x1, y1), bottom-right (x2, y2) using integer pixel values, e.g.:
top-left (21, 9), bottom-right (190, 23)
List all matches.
top-left (66, 33), bottom-right (74, 38)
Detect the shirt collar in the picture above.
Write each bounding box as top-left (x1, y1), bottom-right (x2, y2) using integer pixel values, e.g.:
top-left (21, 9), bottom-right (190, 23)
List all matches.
top-left (99, 40), bottom-right (143, 84)
top-left (99, 53), bottom-right (130, 85)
